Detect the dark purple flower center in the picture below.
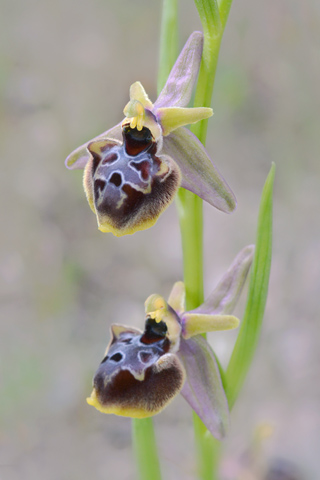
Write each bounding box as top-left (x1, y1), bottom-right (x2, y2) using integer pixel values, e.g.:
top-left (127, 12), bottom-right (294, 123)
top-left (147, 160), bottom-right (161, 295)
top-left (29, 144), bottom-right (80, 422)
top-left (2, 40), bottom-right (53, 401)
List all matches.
top-left (122, 125), bottom-right (155, 156)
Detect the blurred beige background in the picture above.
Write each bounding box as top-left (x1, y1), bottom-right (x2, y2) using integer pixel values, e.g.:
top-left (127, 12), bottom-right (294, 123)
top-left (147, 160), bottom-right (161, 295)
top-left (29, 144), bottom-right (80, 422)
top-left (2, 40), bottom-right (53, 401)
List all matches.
top-left (1, 0), bottom-right (319, 479)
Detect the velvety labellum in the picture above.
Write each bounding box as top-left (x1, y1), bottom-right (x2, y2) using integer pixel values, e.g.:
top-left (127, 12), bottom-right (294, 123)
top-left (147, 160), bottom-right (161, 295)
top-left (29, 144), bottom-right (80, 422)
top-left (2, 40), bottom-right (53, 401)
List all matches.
top-left (83, 126), bottom-right (180, 236)
top-left (88, 318), bottom-right (185, 418)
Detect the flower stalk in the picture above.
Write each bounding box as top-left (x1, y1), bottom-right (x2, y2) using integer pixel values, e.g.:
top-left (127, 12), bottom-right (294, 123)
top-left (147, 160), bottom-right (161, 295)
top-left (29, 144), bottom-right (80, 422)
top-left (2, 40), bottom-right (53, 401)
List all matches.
top-left (158, 0), bottom-right (179, 93)
top-left (130, 4), bottom-right (179, 479)
top-left (174, 2), bottom-right (274, 473)
top-left (177, 0), bottom-right (233, 478)
top-left (132, 418), bottom-right (162, 480)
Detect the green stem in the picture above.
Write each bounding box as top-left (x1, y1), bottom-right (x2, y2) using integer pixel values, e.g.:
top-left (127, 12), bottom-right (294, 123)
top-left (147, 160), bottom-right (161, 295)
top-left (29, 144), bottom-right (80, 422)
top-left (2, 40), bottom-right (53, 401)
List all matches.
top-left (130, 3), bottom-right (180, 479)
top-left (217, 0), bottom-right (234, 29)
top-left (132, 418), bottom-right (162, 480)
top-left (175, 190), bottom-right (204, 311)
top-left (177, 1), bottom-right (234, 479)
top-left (158, 0), bottom-right (179, 94)
top-left (193, 413), bottom-right (222, 480)
top-left (158, 0), bottom-right (235, 478)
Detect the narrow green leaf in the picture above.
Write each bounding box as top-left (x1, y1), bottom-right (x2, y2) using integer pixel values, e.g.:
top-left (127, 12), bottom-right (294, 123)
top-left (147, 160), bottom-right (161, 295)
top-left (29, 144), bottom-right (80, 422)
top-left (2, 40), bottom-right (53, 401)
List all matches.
top-left (225, 163), bottom-right (275, 409)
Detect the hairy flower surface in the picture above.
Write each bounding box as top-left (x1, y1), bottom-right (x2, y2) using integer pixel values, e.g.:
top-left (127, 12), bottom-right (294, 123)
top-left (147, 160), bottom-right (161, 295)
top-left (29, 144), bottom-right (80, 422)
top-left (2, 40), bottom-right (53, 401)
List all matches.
top-left (87, 246), bottom-right (253, 439)
top-left (65, 32), bottom-right (236, 236)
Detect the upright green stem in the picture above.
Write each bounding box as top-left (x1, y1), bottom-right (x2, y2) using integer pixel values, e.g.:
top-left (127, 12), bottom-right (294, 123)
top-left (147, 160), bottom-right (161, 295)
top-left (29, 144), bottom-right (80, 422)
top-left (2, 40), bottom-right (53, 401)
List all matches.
top-left (159, 0), bottom-right (234, 478)
top-left (158, 0), bottom-right (179, 93)
top-left (158, 1), bottom-right (273, 479)
top-left (130, 4), bottom-right (180, 480)
top-left (178, 1), bottom-right (233, 479)
top-left (176, 190), bottom-right (204, 310)
top-left (217, 0), bottom-right (234, 28)
top-left (132, 418), bottom-right (162, 480)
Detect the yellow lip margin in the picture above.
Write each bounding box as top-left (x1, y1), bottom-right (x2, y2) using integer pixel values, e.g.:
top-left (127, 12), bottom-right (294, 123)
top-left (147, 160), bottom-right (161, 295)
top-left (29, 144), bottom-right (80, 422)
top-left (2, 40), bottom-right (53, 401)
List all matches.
top-left (86, 389), bottom-right (157, 419)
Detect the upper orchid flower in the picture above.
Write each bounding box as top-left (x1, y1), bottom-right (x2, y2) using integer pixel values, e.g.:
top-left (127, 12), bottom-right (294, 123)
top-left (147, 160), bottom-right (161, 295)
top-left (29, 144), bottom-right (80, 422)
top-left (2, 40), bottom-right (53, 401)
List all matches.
top-left (87, 245), bottom-right (253, 439)
top-left (65, 32), bottom-right (236, 236)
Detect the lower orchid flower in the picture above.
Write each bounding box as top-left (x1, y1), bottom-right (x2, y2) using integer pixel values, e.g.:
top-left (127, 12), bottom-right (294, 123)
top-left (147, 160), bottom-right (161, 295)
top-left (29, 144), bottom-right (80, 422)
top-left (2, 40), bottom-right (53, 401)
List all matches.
top-left (65, 31), bottom-right (236, 236)
top-left (87, 245), bottom-right (254, 439)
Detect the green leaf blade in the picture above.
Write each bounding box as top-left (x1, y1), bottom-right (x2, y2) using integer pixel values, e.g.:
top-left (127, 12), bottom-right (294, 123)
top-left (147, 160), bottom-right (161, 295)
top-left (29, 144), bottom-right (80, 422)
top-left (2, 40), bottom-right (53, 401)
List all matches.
top-left (225, 163), bottom-right (275, 409)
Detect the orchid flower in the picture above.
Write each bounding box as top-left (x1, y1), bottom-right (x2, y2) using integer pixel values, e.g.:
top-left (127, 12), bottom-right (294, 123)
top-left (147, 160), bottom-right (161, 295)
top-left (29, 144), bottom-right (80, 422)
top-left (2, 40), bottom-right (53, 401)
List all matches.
top-left (87, 245), bottom-right (253, 439)
top-left (65, 32), bottom-right (236, 236)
